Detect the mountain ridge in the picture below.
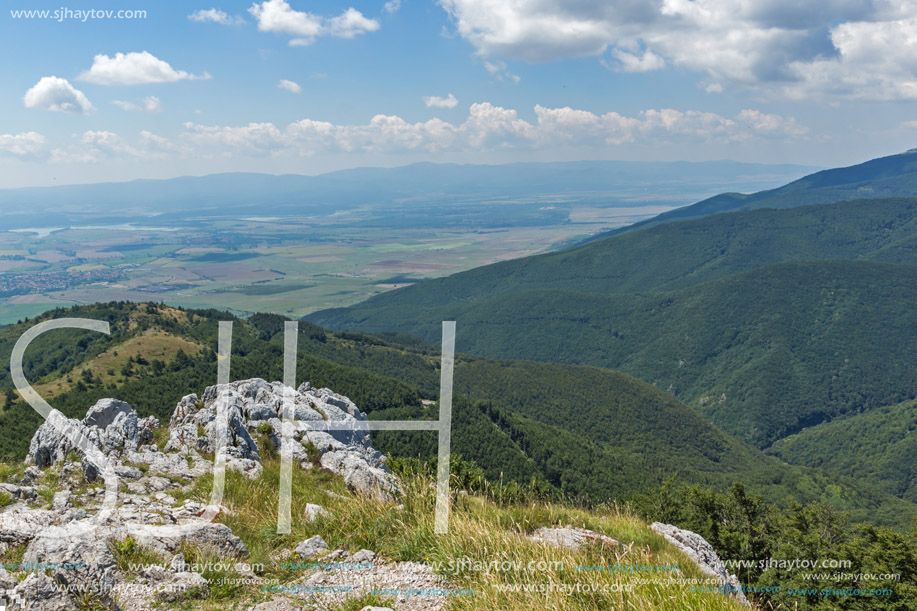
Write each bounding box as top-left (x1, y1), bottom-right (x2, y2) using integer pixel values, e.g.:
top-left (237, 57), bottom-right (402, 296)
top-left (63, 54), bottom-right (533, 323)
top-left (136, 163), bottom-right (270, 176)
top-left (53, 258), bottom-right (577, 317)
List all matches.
top-left (601, 148), bottom-right (917, 237)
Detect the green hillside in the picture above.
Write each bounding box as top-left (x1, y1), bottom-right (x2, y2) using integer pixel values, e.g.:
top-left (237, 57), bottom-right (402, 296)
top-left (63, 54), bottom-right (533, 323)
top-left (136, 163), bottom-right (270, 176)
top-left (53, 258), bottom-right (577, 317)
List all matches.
top-left (613, 148), bottom-right (917, 234)
top-left (307, 196), bottom-right (917, 317)
top-left (769, 399), bottom-right (917, 502)
top-left (0, 303), bottom-right (913, 527)
top-left (310, 260), bottom-right (917, 450)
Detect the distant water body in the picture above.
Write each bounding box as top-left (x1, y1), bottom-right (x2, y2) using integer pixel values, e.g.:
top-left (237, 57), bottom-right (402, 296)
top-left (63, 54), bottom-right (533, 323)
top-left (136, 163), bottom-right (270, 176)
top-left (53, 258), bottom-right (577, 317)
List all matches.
top-left (10, 224), bottom-right (182, 238)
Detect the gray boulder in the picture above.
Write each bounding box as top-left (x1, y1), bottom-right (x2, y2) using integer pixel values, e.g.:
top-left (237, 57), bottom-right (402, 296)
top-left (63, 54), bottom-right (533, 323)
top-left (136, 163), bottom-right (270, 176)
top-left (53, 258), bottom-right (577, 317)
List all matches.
top-left (651, 522), bottom-right (750, 607)
top-left (22, 526), bottom-right (118, 598)
top-left (0, 566), bottom-right (17, 590)
top-left (0, 483), bottom-right (37, 501)
top-left (319, 450), bottom-right (400, 503)
top-left (304, 503), bottom-right (332, 522)
top-left (0, 508), bottom-right (57, 551)
top-left (82, 398), bottom-right (131, 429)
top-left (529, 526), bottom-right (618, 549)
top-left (123, 522), bottom-right (249, 558)
top-left (8, 572), bottom-right (76, 611)
top-left (26, 398), bottom-right (157, 482)
top-left (294, 535), bottom-right (329, 558)
top-left (351, 549), bottom-right (376, 563)
top-left (156, 571), bottom-right (209, 602)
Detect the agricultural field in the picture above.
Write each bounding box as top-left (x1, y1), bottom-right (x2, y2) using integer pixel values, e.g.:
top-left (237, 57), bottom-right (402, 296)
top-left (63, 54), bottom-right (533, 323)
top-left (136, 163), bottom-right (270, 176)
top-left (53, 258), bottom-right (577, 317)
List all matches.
top-left (0, 201), bottom-right (674, 324)
top-left (0, 160), bottom-right (817, 325)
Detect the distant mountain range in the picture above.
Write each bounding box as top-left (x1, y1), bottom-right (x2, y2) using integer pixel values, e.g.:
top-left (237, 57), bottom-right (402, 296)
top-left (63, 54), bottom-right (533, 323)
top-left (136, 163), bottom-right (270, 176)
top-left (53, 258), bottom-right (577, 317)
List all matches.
top-left (0, 160), bottom-right (816, 229)
top-left (603, 148), bottom-right (917, 236)
top-left (307, 151), bottom-right (917, 503)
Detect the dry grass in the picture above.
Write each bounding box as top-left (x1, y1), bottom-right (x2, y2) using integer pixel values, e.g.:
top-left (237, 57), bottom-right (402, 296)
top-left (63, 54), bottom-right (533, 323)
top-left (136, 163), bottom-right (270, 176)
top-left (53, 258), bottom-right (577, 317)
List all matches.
top-left (25, 329), bottom-right (202, 399)
top-left (0, 450), bottom-right (753, 610)
top-left (171, 455), bottom-right (753, 611)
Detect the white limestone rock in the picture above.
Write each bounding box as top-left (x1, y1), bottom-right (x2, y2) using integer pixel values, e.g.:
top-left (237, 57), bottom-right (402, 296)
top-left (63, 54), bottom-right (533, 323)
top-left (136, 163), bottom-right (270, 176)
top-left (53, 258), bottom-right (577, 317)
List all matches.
top-left (651, 522), bottom-right (750, 607)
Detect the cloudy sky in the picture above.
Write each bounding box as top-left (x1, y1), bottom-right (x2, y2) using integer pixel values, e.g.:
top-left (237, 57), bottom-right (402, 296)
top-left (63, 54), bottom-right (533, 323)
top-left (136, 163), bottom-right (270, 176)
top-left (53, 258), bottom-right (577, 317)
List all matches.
top-left (3, 0), bottom-right (917, 187)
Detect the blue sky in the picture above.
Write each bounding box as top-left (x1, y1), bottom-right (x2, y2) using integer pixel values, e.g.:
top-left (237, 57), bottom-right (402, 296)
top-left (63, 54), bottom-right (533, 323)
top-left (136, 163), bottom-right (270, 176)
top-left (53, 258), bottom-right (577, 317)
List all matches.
top-left (3, 0), bottom-right (917, 187)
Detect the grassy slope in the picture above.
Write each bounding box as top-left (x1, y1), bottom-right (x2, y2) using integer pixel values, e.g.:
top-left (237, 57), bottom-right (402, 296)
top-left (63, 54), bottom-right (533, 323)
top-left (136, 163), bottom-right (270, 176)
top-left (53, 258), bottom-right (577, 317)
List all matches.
top-left (0, 452), bottom-right (751, 611)
top-left (28, 329), bottom-right (202, 400)
top-left (769, 399), bottom-right (917, 502)
top-left (0, 303), bottom-right (913, 528)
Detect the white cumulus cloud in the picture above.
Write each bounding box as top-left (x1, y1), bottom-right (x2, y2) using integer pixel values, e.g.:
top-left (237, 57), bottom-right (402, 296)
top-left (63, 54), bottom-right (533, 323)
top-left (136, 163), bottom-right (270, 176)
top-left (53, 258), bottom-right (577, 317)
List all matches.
top-left (423, 93), bottom-right (459, 108)
top-left (188, 8), bottom-right (245, 25)
top-left (0, 132), bottom-right (47, 158)
top-left (609, 48), bottom-right (665, 73)
top-left (35, 102), bottom-right (808, 165)
top-left (384, 0), bottom-right (401, 14)
top-left (112, 96), bottom-right (162, 112)
top-left (483, 60), bottom-right (520, 83)
top-left (278, 79), bottom-right (302, 93)
top-left (327, 7), bottom-right (381, 38)
top-left (23, 77), bottom-right (94, 114)
top-left (438, 0), bottom-right (917, 100)
top-left (737, 109), bottom-right (807, 135)
top-left (249, 0), bottom-right (379, 46)
top-left (50, 130), bottom-right (176, 164)
top-left (174, 102), bottom-right (806, 159)
top-left (78, 51), bottom-right (209, 85)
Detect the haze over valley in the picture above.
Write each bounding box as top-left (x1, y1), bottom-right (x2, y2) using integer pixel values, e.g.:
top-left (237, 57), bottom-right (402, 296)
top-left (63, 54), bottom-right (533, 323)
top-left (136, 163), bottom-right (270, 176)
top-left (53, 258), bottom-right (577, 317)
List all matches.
top-left (0, 160), bottom-right (814, 324)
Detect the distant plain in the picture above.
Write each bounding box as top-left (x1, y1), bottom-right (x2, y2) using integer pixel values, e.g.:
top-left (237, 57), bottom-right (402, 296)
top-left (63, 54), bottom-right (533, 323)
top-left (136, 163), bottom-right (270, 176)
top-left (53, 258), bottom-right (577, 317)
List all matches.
top-left (0, 161), bottom-right (816, 324)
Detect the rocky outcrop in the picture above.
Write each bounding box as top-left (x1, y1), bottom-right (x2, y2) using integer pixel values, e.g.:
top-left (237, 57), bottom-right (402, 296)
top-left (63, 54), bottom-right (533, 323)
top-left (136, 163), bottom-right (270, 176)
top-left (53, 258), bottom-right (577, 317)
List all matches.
top-left (9, 379), bottom-right (404, 610)
top-left (283, 548), bottom-right (449, 611)
top-left (166, 391), bottom-right (261, 477)
top-left (166, 379), bottom-right (401, 499)
top-left (23, 378), bottom-right (400, 504)
top-left (651, 522), bottom-right (751, 607)
top-left (0, 567), bottom-right (16, 591)
top-left (528, 526), bottom-right (619, 549)
top-left (0, 507), bottom-right (57, 552)
top-left (156, 570), bottom-right (209, 602)
top-left (26, 398), bottom-right (158, 482)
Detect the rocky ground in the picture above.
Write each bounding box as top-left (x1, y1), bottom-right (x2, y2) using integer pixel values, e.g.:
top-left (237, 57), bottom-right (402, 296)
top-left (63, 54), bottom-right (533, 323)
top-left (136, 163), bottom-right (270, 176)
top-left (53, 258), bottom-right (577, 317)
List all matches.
top-left (0, 378), bottom-right (749, 610)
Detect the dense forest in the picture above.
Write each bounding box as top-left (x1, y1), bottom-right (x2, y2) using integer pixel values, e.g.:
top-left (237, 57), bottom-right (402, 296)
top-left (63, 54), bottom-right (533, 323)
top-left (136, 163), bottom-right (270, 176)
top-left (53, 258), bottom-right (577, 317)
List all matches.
top-left (0, 303), bottom-right (914, 609)
top-left (308, 198), bottom-right (917, 455)
top-left (0, 302), bottom-right (913, 529)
